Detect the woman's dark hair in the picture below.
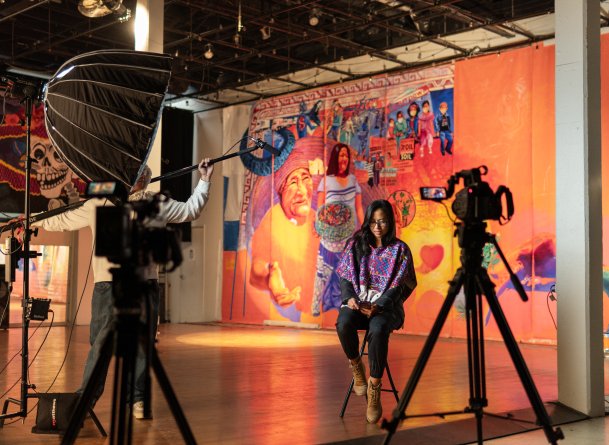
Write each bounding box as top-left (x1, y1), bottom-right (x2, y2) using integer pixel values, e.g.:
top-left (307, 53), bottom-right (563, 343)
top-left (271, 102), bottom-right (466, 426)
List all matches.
top-left (326, 143), bottom-right (351, 177)
top-left (422, 100), bottom-right (430, 107)
top-left (351, 199), bottom-right (397, 256)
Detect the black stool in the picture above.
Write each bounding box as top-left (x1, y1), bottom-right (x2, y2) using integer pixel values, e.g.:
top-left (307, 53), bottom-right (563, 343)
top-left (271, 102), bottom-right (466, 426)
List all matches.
top-left (339, 328), bottom-right (399, 417)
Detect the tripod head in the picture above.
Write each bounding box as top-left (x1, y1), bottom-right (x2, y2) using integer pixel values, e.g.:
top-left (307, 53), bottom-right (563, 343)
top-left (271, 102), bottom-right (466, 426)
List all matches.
top-left (421, 166), bottom-right (526, 302)
top-left (421, 165), bottom-right (514, 225)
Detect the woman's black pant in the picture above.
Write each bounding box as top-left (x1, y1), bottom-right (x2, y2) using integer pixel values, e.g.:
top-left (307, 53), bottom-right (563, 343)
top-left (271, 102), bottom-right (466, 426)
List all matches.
top-left (336, 306), bottom-right (394, 379)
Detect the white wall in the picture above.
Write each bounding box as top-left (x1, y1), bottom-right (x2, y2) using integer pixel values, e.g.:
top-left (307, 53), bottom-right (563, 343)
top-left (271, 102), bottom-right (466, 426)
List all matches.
top-left (165, 104), bottom-right (251, 323)
top-left (166, 109), bottom-right (224, 323)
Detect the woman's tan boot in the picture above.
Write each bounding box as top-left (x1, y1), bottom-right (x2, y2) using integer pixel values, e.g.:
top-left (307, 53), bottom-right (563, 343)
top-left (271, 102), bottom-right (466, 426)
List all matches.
top-left (366, 378), bottom-right (382, 423)
top-left (350, 359), bottom-right (367, 396)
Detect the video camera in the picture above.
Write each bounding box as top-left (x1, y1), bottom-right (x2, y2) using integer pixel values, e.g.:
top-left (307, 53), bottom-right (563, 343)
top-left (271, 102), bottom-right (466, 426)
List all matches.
top-left (420, 166), bottom-right (514, 224)
top-left (86, 181), bottom-right (182, 270)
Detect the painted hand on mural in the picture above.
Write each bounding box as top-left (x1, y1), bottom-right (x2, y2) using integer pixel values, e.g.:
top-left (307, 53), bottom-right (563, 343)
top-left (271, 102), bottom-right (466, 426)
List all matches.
top-left (268, 261), bottom-right (301, 306)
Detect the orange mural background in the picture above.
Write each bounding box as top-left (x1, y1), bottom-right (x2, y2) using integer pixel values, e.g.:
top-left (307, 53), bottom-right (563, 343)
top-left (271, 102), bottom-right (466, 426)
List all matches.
top-left (222, 36), bottom-right (609, 345)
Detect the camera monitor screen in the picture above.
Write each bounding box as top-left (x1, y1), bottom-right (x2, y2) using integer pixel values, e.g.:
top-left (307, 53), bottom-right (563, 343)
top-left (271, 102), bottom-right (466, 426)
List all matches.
top-left (87, 181), bottom-right (117, 197)
top-left (420, 187), bottom-right (447, 201)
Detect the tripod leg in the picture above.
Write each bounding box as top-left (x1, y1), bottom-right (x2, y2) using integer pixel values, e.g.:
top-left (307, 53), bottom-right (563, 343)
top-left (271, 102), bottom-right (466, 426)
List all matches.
top-left (381, 269), bottom-right (465, 444)
top-left (463, 275), bottom-right (488, 445)
top-left (62, 332), bottom-right (114, 445)
top-left (478, 271), bottom-right (564, 445)
top-left (138, 281), bottom-right (157, 420)
top-left (109, 319), bottom-right (139, 445)
top-left (151, 347), bottom-right (198, 445)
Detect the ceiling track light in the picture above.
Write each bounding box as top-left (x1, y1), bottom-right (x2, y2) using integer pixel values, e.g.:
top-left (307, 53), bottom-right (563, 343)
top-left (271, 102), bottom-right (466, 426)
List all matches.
top-left (260, 25), bottom-right (271, 41)
top-left (203, 43), bottom-right (214, 60)
top-left (309, 8), bottom-right (321, 27)
top-left (78, 0), bottom-right (128, 18)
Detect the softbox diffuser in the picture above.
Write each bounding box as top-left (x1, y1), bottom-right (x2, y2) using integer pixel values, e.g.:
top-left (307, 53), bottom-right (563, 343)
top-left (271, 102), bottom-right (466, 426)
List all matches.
top-left (44, 49), bottom-right (172, 189)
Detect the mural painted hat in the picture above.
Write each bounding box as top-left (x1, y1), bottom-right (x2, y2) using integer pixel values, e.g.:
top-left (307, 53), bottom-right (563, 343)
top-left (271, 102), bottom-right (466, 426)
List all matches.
top-left (274, 136), bottom-right (326, 193)
top-left (248, 136), bottom-right (328, 232)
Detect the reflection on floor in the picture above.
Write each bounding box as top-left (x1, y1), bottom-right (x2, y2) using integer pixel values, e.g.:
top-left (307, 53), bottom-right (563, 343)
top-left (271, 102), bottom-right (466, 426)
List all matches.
top-left (0, 323), bottom-right (606, 444)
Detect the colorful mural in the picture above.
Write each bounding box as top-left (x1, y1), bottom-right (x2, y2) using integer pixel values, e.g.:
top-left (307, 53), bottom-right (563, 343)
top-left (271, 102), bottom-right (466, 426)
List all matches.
top-left (222, 64), bottom-right (462, 329)
top-left (0, 101), bottom-right (86, 214)
top-left (221, 37), bottom-right (609, 344)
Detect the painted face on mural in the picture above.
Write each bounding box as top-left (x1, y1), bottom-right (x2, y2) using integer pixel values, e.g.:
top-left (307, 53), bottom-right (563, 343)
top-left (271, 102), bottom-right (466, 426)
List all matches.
top-left (422, 102), bottom-right (430, 113)
top-left (439, 103), bottom-right (448, 115)
top-left (279, 167), bottom-right (313, 225)
top-left (338, 147), bottom-right (349, 176)
top-left (408, 105), bottom-right (418, 117)
top-left (30, 136), bottom-right (73, 199)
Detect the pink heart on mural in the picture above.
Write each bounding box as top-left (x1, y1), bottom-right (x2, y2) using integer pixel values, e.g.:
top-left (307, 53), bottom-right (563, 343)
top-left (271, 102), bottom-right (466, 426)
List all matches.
top-left (420, 244), bottom-right (444, 272)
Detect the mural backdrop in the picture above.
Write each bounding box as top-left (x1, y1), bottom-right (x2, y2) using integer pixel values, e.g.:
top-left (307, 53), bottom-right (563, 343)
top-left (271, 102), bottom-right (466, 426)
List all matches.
top-left (222, 36), bottom-right (609, 344)
top-left (0, 100), bottom-right (86, 214)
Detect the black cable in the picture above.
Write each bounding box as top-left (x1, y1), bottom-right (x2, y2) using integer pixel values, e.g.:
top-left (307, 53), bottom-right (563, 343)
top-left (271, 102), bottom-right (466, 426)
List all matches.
top-left (0, 311), bottom-right (54, 402)
top-left (0, 242), bottom-right (94, 426)
top-left (221, 136), bottom-right (248, 158)
top-left (42, 241), bottom-right (94, 393)
top-left (439, 201), bottom-right (456, 223)
top-left (0, 283), bottom-right (10, 329)
top-left (0, 316), bottom-right (45, 377)
top-left (546, 287), bottom-right (557, 330)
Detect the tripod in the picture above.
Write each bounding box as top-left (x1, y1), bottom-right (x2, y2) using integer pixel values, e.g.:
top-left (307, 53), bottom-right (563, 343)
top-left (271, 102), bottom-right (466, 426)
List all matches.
top-left (61, 265), bottom-right (197, 445)
top-left (381, 221), bottom-right (564, 445)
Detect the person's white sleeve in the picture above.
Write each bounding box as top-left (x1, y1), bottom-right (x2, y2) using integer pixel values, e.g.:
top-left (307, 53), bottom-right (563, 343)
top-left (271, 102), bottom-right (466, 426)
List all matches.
top-left (33, 199), bottom-right (97, 232)
top-left (161, 179), bottom-right (211, 224)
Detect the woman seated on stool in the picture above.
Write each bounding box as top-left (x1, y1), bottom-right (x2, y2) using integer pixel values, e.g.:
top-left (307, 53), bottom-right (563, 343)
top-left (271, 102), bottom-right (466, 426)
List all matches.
top-left (335, 199), bottom-right (417, 423)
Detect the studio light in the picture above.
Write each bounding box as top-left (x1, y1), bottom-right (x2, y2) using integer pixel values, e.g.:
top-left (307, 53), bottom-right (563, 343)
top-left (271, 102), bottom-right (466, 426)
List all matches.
top-left (203, 43), bottom-right (214, 60)
top-left (78, 0), bottom-right (127, 18)
top-left (309, 8), bottom-right (321, 26)
top-left (260, 25), bottom-right (272, 40)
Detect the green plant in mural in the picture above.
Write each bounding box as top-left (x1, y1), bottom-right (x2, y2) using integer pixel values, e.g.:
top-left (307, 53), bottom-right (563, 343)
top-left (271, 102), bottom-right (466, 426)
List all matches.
top-left (388, 190), bottom-right (416, 228)
top-left (482, 242), bottom-right (500, 270)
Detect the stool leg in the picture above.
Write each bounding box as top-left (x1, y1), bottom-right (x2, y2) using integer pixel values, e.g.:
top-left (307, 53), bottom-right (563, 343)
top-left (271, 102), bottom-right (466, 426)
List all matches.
top-left (384, 363), bottom-right (399, 403)
top-left (339, 331), bottom-right (369, 417)
top-left (339, 379), bottom-right (355, 418)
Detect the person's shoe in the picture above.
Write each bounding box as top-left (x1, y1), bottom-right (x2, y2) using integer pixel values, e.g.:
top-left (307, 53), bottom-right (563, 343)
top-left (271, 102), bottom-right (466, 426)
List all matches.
top-left (366, 379), bottom-right (382, 423)
top-left (132, 401), bottom-right (152, 420)
top-left (350, 359), bottom-right (367, 396)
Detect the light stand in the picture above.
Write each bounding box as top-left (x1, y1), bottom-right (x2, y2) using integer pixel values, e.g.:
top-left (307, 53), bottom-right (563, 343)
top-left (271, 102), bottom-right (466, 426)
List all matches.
top-left (0, 93), bottom-right (40, 424)
top-left (0, 89), bottom-right (105, 437)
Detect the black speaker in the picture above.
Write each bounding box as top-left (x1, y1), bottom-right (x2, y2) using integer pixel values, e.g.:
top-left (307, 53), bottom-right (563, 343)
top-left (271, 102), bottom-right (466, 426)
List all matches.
top-left (161, 107), bottom-right (194, 242)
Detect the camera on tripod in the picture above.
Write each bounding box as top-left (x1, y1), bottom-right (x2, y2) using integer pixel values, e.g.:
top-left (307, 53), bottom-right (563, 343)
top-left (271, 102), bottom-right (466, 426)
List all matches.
top-left (86, 180), bottom-right (182, 270)
top-left (420, 165), bottom-right (514, 224)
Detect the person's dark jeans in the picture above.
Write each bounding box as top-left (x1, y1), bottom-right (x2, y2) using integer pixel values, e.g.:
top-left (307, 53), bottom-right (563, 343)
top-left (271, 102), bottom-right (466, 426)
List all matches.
top-left (439, 131), bottom-right (453, 154)
top-left (336, 306), bottom-right (393, 378)
top-left (78, 280), bottom-right (160, 405)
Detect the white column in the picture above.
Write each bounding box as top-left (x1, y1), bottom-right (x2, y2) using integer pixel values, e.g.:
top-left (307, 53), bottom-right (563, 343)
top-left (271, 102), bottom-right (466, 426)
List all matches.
top-left (555, 0), bottom-right (603, 416)
top-left (135, 0), bottom-right (164, 192)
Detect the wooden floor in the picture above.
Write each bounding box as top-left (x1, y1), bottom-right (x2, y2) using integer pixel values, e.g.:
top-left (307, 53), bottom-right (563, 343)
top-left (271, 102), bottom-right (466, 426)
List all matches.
top-left (0, 322), bottom-right (597, 444)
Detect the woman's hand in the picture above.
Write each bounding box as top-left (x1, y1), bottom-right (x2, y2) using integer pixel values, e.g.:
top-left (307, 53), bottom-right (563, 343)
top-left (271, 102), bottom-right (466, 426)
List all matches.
top-left (359, 304), bottom-right (379, 318)
top-left (347, 298), bottom-right (359, 311)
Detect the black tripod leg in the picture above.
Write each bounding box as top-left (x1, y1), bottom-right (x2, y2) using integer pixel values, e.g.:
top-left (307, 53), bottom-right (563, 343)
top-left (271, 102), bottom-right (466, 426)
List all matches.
top-left (62, 332), bottom-right (114, 445)
top-left (381, 269), bottom-right (465, 444)
top-left (478, 272), bottom-right (564, 445)
top-left (142, 285), bottom-right (154, 419)
top-left (151, 348), bottom-right (198, 445)
top-left (109, 322), bottom-right (139, 445)
top-left (87, 407), bottom-right (107, 437)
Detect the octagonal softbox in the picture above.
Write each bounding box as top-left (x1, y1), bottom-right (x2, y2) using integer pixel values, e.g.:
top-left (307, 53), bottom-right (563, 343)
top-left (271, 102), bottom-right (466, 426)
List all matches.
top-left (44, 49), bottom-right (172, 188)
